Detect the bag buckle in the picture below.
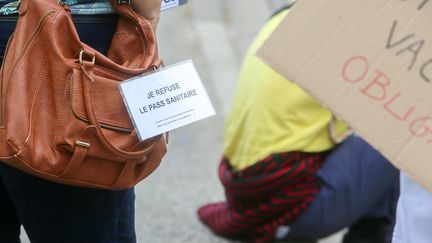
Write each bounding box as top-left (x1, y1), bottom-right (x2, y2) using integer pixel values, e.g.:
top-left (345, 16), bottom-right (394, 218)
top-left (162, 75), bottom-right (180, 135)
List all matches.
top-left (79, 50), bottom-right (95, 65)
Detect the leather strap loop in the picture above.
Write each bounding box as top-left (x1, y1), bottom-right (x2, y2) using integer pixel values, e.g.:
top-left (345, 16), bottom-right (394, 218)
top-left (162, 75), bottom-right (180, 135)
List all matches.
top-left (60, 125), bottom-right (96, 178)
top-left (60, 142), bottom-right (89, 178)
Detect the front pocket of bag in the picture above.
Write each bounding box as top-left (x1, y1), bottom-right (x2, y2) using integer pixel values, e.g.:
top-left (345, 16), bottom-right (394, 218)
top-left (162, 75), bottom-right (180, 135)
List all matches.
top-left (55, 67), bottom-right (139, 161)
top-left (71, 68), bottom-right (133, 132)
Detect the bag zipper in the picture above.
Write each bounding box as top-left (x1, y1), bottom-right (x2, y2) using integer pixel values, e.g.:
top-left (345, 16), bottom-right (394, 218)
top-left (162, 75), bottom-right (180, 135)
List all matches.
top-left (1, 11), bottom-right (57, 126)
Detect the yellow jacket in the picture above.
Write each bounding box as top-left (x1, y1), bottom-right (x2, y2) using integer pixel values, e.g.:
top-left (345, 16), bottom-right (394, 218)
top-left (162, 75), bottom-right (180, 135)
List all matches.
top-left (224, 10), bottom-right (348, 170)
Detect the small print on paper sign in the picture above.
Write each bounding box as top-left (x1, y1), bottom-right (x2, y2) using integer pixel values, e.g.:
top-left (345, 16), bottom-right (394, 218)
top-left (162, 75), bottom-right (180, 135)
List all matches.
top-left (119, 60), bottom-right (216, 141)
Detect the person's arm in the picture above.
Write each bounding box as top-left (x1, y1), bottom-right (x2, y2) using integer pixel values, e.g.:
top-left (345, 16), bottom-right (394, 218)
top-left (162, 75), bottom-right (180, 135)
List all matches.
top-left (131, 0), bottom-right (162, 30)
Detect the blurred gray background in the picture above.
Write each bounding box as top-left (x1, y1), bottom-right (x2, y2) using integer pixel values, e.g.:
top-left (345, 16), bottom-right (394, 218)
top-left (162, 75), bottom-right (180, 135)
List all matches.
top-left (19, 0), bottom-right (344, 242)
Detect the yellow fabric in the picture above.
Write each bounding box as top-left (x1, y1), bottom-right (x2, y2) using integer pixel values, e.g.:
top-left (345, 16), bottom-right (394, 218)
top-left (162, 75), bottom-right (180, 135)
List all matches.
top-left (224, 10), bottom-right (349, 170)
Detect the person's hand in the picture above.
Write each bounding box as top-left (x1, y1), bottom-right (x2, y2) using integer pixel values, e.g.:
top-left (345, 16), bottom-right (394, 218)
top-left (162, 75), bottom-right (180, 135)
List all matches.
top-left (131, 0), bottom-right (162, 30)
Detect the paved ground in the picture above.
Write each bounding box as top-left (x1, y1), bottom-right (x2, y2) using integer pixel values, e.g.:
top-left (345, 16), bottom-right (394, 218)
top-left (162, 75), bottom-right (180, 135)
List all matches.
top-left (19, 1), bottom-right (345, 242)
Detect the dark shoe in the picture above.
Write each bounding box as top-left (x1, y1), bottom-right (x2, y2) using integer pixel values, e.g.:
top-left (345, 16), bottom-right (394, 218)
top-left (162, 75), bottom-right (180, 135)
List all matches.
top-left (342, 218), bottom-right (392, 243)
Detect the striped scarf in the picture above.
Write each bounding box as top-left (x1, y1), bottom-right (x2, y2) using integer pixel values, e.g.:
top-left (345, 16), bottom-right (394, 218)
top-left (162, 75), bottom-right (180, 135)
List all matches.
top-left (198, 151), bottom-right (326, 243)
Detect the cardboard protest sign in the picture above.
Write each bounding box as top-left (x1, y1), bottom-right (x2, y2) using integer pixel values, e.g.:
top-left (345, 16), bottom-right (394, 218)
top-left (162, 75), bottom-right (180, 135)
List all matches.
top-left (257, 0), bottom-right (432, 191)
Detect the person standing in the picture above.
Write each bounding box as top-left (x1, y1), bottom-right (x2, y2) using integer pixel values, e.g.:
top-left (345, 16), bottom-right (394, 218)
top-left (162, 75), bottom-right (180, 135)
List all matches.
top-left (0, 0), bottom-right (162, 242)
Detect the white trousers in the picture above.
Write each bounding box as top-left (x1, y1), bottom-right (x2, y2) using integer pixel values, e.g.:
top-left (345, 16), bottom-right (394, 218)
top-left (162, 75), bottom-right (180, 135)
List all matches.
top-left (392, 173), bottom-right (432, 243)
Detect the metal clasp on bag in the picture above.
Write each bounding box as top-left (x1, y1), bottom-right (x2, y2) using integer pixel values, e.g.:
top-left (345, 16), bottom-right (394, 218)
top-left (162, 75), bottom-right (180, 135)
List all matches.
top-left (152, 62), bottom-right (165, 73)
top-left (75, 140), bottom-right (91, 149)
top-left (79, 50), bottom-right (95, 65)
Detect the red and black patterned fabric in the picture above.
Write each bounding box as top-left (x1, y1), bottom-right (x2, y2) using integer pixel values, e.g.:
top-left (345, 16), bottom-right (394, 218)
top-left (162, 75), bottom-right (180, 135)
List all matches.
top-left (198, 151), bottom-right (327, 243)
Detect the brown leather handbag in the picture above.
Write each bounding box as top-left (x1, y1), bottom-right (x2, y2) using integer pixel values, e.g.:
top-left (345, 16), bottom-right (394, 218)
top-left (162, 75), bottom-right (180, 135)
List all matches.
top-left (0, 0), bottom-right (167, 189)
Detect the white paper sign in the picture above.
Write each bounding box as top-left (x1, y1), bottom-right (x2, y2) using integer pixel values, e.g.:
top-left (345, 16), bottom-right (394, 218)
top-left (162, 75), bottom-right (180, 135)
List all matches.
top-left (120, 60), bottom-right (216, 140)
top-left (161, 0), bottom-right (187, 11)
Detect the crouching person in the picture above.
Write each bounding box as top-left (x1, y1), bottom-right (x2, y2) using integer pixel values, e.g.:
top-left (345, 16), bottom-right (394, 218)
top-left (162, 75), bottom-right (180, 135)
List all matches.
top-left (197, 6), bottom-right (399, 243)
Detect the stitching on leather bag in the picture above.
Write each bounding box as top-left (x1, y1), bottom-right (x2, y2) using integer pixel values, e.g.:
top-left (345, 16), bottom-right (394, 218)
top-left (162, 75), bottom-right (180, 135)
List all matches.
top-left (70, 74), bottom-right (133, 131)
top-left (71, 84), bottom-right (133, 130)
top-left (53, 70), bottom-right (73, 150)
top-left (94, 65), bottom-right (128, 80)
top-left (6, 139), bottom-right (19, 156)
top-left (14, 11), bottom-right (60, 158)
top-left (20, 23), bottom-right (53, 157)
top-left (109, 31), bottom-right (129, 62)
top-left (3, 11), bottom-right (57, 133)
top-left (8, 154), bottom-right (112, 188)
top-left (5, 60), bottom-right (30, 151)
top-left (110, 31), bottom-right (129, 47)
